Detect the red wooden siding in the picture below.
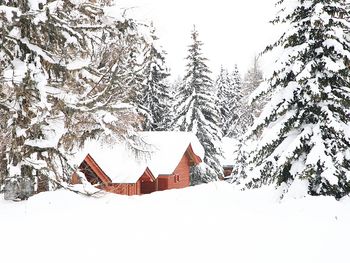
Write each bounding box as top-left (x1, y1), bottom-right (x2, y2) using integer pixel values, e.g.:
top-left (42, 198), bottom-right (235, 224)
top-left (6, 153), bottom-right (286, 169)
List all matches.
top-left (157, 149), bottom-right (192, 191)
top-left (157, 177), bottom-right (168, 191)
top-left (96, 168), bottom-right (156, 196)
top-left (139, 168), bottom-right (157, 194)
top-left (99, 183), bottom-right (138, 195)
top-left (141, 181), bottom-right (157, 194)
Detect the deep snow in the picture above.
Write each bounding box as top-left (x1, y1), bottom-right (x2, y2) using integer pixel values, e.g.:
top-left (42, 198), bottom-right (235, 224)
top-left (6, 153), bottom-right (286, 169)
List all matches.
top-left (1, 182), bottom-right (349, 263)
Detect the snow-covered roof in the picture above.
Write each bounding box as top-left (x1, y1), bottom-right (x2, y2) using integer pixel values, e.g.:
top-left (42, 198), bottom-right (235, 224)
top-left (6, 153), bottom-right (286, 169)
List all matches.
top-left (142, 131), bottom-right (204, 175)
top-left (71, 131), bottom-right (204, 184)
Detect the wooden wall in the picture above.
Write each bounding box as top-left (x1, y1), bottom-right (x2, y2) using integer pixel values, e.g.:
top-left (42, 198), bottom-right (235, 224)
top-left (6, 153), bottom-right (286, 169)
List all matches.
top-left (158, 153), bottom-right (191, 191)
top-left (99, 171), bottom-right (156, 196)
top-left (141, 181), bottom-right (157, 194)
top-left (100, 183), bottom-right (138, 195)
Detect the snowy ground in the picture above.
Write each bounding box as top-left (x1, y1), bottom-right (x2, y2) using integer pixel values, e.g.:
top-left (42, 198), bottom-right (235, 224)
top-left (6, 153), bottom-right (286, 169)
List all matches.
top-left (1, 182), bottom-right (350, 263)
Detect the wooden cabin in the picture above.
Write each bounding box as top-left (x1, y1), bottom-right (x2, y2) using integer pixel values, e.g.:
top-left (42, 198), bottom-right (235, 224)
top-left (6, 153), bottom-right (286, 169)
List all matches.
top-left (156, 144), bottom-right (202, 191)
top-left (72, 154), bottom-right (157, 195)
top-left (71, 132), bottom-right (204, 195)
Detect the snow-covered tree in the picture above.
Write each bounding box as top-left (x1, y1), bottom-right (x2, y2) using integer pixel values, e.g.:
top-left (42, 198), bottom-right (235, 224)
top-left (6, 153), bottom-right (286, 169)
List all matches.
top-left (226, 57), bottom-right (264, 138)
top-left (215, 66), bottom-right (241, 136)
top-left (219, 65), bottom-right (243, 137)
top-left (243, 56), bottom-right (265, 118)
top-left (139, 24), bottom-right (171, 131)
top-left (241, 0), bottom-right (350, 199)
top-left (216, 67), bottom-right (231, 127)
top-left (173, 27), bottom-right (223, 182)
top-left (0, 0), bottom-right (142, 200)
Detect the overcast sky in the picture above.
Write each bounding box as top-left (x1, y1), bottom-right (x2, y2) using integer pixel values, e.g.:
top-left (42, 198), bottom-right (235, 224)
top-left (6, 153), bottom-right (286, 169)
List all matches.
top-left (116, 0), bottom-right (280, 79)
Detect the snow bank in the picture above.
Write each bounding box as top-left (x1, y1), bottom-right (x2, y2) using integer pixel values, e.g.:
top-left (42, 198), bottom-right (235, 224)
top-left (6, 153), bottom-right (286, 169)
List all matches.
top-left (1, 182), bottom-right (349, 263)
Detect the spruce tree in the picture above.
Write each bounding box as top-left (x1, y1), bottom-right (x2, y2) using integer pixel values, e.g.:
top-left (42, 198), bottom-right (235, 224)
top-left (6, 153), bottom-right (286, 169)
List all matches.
top-left (220, 65), bottom-right (243, 137)
top-left (243, 56), bottom-right (265, 117)
top-left (241, 0), bottom-right (350, 199)
top-left (173, 27), bottom-right (223, 182)
top-left (139, 24), bottom-right (171, 131)
top-left (0, 0), bottom-right (142, 199)
top-left (216, 66), bottom-right (231, 129)
top-left (227, 58), bottom-right (264, 138)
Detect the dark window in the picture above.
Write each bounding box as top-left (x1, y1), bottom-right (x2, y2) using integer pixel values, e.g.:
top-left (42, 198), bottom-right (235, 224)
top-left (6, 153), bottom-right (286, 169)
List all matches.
top-left (174, 174), bottom-right (180, 183)
top-left (79, 161), bottom-right (103, 185)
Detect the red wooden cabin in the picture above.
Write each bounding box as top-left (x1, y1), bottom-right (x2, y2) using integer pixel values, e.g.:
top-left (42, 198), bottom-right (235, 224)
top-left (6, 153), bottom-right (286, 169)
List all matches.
top-left (72, 154), bottom-right (157, 195)
top-left (71, 132), bottom-right (204, 195)
top-left (157, 144), bottom-right (202, 191)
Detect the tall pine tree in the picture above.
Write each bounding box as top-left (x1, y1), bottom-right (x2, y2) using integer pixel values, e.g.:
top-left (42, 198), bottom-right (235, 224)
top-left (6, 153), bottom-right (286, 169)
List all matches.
top-left (139, 24), bottom-right (171, 131)
top-left (241, 0), bottom-right (350, 199)
top-left (173, 27), bottom-right (223, 182)
top-left (227, 57), bottom-right (264, 138)
top-left (218, 65), bottom-right (243, 137)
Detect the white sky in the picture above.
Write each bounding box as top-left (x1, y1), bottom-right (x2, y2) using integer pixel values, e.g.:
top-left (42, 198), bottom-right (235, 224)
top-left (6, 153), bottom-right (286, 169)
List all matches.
top-left (116, 0), bottom-right (280, 79)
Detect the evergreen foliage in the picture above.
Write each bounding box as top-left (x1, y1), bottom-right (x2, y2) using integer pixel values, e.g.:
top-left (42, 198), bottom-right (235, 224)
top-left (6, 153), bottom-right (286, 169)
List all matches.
top-left (139, 25), bottom-right (171, 131)
top-left (227, 57), bottom-right (264, 138)
top-left (215, 65), bottom-right (242, 136)
top-left (241, 0), bottom-right (350, 199)
top-left (243, 56), bottom-right (265, 118)
top-left (0, 0), bottom-right (142, 199)
top-left (173, 27), bottom-right (223, 182)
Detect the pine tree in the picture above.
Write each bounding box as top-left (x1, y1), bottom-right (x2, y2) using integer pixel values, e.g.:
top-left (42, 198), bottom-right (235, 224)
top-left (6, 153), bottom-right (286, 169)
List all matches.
top-left (220, 65), bottom-right (243, 137)
top-left (226, 57), bottom-right (265, 139)
top-left (164, 77), bottom-right (182, 131)
top-left (216, 67), bottom-right (231, 129)
top-left (173, 27), bottom-right (223, 182)
top-left (241, 0), bottom-right (350, 199)
top-left (139, 24), bottom-right (171, 131)
top-left (0, 0), bottom-right (142, 199)
top-left (243, 56), bottom-right (265, 118)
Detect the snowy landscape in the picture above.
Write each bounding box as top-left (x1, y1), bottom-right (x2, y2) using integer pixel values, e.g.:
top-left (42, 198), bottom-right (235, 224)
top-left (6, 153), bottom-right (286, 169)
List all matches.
top-left (2, 182), bottom-right (350, 263)
top-left (1, 0), bottom-right (350, 262)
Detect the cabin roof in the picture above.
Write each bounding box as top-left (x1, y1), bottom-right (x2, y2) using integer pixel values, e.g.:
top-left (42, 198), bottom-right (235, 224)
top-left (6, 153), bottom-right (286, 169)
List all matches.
top-left (72, 132), bottom-right (204, 184)
top-left (141, 131), bottom-right (204, 175)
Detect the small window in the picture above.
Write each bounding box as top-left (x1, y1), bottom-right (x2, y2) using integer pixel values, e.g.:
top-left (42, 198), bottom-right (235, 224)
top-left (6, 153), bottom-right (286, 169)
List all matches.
top-left (174, 174), bottom-right (180, 183)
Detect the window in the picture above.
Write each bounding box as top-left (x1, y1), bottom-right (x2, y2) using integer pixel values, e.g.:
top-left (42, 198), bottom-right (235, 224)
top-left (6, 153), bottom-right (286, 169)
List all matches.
top-left (174, 174), bottom-right (180, 183)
